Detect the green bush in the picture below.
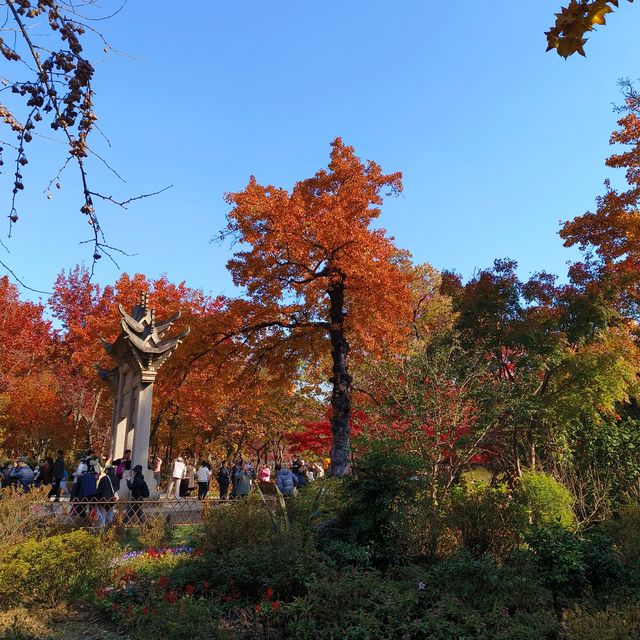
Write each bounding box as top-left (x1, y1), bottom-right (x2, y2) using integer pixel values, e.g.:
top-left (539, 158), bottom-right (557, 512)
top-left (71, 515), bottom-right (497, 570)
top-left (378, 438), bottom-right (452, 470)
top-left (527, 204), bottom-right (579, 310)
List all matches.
top-left (335, 439), bottom-right (425, 567)
top-left (563, 602), bottom-right (640, 640)
top-left (517, 471), bottom-right (576, 528)
top-left (279, 558), bottom-right (558, 640)
top-left (602, 502), bottom-right (640, 568)
top-left (318, 539), bottom-right (371, 569)
top-left (0, 529), bottom-right (114, 607)
top-left (525, 524), bottom-right (587, 609)
top-left (445, 482), bottom-right (526, 559)
top-left (138, 514), bottom-right (174, 549)
top-left (108, 595), bottom-right (228, 640)
top-left (197, 494), bottom-right (317, 599)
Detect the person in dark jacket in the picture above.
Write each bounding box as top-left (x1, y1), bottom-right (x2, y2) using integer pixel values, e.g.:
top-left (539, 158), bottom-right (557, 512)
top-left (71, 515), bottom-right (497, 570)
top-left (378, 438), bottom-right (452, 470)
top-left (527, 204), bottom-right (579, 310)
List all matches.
top-left (217, 461), bottom-right (231, 499)
top-left (126, 464), bottom-right (149, 524)
top-left (96, 466), bottom-right (119, 527)
top-left (15, 458), bottom-right (35, 492)
top-left (275, 464), bottom-right (298, 496)
top-left (49, 450), bottom-right (65, 500)
top-left (73, 462), bottom-right (97, 519)
top-left (294, 463), bottom-right (309, 488)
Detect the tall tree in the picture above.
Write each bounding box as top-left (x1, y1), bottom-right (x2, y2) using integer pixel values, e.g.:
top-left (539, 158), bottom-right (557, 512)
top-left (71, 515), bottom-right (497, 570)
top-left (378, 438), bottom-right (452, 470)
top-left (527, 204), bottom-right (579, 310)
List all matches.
top-left (224, 138), bottom-right (413, 476)
top-left (561, 80), bottom-right (640, 311)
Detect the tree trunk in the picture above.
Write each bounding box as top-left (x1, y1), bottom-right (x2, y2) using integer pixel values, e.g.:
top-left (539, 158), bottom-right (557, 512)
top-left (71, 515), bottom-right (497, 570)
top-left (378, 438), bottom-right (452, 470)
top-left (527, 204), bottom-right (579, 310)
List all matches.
top-left (328, 279), bottom-right (352, 477)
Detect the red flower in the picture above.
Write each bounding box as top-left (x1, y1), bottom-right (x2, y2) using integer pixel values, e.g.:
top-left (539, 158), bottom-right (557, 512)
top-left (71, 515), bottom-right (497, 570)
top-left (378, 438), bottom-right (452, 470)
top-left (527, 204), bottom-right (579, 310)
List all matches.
top-left (272, 600), bottom-right (280, 611)
top-left (255, 604), bottom-right (262, 613)
top-left (142, 606), bottom-right (149, 615)
top-left (264, 587), bottom-right (274, 600)
top-left (185, 584), bottom-right (195, 596)
top-left (167, 590), bottom-right (178, 604)
top-left (202, 580), bottom-right (210, 593)
top-left (159, 576), bottom-right (170, 587)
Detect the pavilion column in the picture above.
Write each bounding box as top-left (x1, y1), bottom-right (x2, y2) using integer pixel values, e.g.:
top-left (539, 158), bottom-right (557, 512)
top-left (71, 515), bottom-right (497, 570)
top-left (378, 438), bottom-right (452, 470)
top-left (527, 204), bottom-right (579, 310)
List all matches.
top-left (131, 379), bottom-right (156, 495)
top-left (98, 292), bottom-right (189, 500)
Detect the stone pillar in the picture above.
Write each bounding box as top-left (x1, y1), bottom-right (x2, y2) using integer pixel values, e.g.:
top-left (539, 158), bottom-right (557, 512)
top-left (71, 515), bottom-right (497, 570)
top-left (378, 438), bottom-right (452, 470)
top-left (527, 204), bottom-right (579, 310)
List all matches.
top-left (98, 292), bottom-right (189, 499)
top-left (131, 381), bottom-right (155, 493)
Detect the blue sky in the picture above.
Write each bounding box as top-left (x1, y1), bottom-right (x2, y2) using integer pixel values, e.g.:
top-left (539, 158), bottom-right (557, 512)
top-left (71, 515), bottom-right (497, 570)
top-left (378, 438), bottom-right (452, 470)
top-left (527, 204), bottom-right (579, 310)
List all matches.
top-left (3, 1), bottom-right (640, 302)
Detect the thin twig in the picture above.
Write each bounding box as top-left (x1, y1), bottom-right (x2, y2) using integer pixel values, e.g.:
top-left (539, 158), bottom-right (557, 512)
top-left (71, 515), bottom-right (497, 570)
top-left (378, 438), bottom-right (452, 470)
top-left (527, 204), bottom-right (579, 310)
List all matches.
top-left (0, 258), bottom-right (52, 295)
top-left (88, 184), bottom-right (173, 208)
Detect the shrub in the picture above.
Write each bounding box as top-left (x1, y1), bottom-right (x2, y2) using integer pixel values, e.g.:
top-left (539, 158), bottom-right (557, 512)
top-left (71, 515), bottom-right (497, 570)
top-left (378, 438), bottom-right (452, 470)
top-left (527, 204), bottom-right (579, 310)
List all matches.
top-left (279, 559), bottom-right (558, 640)
top-left (517, 471), bottom-right (576, 529)
top-left (525, 524), bottom-right (587, 610)
top-left (564, 602), bottom-right (640, 640)
top-left (318, 539), bottom-right (371, 569)
top-left (335, 439), bottom-right (425, 567)
top-left (138, 514), bottom-right (174, 549)
top-left (602, 501), bottom-right (640, 568)
top-left (197, 494), bottom-right (317, 599)
top-left (445, 482), bottom-right (526, 559)
top-left (0, 486), bottom-right (56, 553)
top-left (0, 529), bottom-right (114, 607)
top-left (108, 595), bottom-right (228, 640)
top-left (0, 607), bottom-right (52, 640)
top-left (581, 528), bottom-right (624, 596)
top-left (198, 496), bottom-right (270, 556)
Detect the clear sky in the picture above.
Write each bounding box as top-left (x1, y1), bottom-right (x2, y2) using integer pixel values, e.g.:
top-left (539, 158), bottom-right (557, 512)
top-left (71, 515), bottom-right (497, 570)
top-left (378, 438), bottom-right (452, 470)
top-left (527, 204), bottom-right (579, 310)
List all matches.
top-left (3, 1), bottom-right (640, 302)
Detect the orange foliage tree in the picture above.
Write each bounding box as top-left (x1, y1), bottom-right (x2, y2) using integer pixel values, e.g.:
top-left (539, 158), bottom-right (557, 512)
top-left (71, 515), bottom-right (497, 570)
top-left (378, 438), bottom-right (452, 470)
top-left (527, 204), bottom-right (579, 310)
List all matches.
top-left (0, 276), bottom-right (70, 455)
top-left (561, 80), bottom-right (640, 307)
top-left (224, 138), bottom-right (414, 475)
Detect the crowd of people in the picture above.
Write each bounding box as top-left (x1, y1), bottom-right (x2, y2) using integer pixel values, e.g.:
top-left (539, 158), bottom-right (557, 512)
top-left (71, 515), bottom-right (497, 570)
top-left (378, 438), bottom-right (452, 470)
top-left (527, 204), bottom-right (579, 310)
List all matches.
top-left (161, 455), bottom-right (327, 499)
top-left (1, 450), bottom-right (328, 505)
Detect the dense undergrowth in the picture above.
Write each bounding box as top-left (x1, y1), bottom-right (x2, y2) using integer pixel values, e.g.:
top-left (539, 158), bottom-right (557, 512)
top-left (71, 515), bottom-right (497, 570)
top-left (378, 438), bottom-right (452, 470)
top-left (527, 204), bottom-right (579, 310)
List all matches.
top-left (2, 448), bottom-right (640, 640)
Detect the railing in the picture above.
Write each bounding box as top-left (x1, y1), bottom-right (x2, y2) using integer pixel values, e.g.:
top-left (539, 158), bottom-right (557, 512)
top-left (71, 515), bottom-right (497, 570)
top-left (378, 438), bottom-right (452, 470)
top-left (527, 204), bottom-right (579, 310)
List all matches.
top-left (40, 497), bottom-right (230, 527)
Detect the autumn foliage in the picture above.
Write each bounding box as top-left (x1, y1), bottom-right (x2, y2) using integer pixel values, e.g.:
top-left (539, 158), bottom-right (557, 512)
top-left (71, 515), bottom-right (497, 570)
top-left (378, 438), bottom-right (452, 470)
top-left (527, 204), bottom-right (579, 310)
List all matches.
top-left (224, 138), bottom-right (414, 475)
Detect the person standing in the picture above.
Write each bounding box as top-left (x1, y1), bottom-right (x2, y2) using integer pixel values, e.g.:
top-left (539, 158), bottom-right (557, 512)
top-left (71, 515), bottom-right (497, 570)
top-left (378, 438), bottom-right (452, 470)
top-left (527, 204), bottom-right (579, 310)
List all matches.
top-left (152, 454), bottom-right (163, 487)
top-left (294, 463), bottom-right (309, 488)
top-left (179, 459), bottom-right (195, 497)
top-left (275, 464), bottom-right (298, 497)
top-left (235, 461), bottom-right (253, 498)
top-left (16, 457), bottom-right (35, 492)
top-left (166, 456), bottom-right (185, 499)
top-left (42, 457), bottom-right (53, 485)
top-left (126, 465), bottom-right (149, 524)
top-left (217, 460), bottom-right (231, 500)
top-left (70, 456), bottom-right (88, 499)
top-left (258, 464), bottom-right (271, 483)
top-left (49, 449), bottom-right (65, 500)
top-left (115, 450), bottom-right (131, 480)
top-left (76, 463), bottom-right (97, 519)
top-left (196, 461), bottom-right (211, 499)
top-left (33, 459), bottom-right (46, 487)
top-left (230, 458), bottom-right (242, 498)
top-left (96, 466), bottom-right (119, 528)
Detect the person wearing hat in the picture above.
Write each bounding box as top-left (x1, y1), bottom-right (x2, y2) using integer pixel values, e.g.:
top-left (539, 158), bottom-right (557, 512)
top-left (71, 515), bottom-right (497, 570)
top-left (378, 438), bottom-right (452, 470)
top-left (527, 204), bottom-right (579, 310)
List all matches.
top-left (126, 464), bottom-right (149, 524)
top-left (166, 456), bottom-right (186, 499)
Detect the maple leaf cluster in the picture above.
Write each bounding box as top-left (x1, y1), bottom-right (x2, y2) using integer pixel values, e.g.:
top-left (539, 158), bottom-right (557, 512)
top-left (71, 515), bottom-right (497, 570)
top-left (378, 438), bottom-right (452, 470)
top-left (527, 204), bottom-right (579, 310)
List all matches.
top-left (546, 0), bottom-right (633, 58)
